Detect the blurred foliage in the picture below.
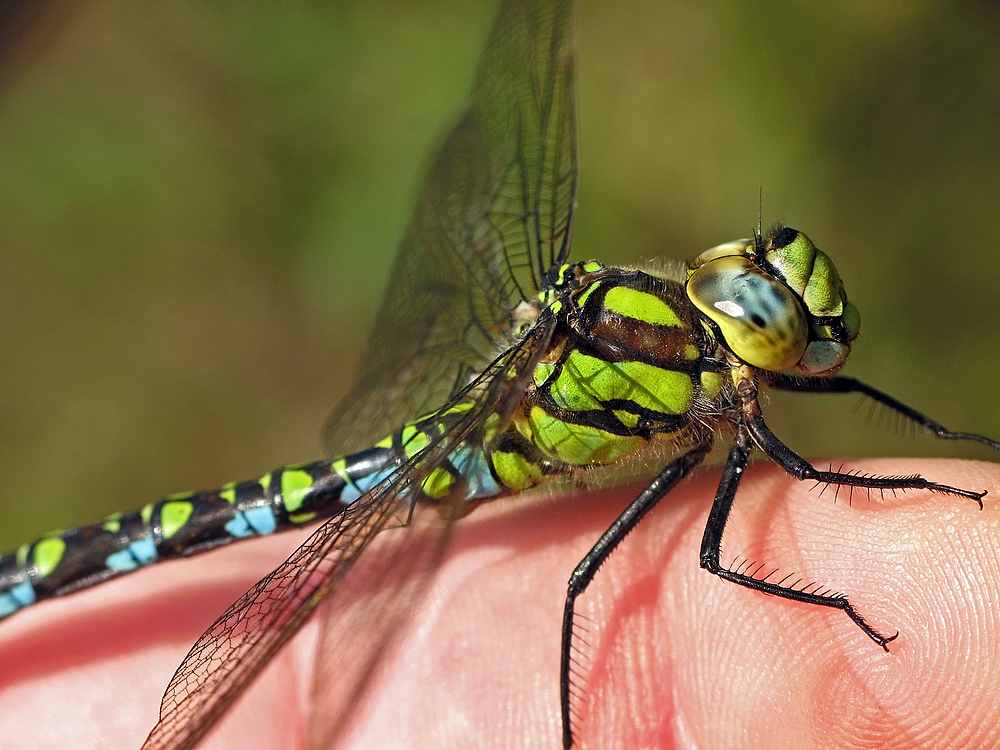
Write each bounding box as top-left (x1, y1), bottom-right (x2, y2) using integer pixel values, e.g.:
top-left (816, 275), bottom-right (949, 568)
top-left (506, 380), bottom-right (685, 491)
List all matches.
top-left (1, 0), bottom-right (998, 549)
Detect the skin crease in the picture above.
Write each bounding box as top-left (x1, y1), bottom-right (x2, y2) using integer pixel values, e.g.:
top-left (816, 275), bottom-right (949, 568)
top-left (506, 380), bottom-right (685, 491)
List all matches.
top-left (0, 458), bottom-right (999, 749)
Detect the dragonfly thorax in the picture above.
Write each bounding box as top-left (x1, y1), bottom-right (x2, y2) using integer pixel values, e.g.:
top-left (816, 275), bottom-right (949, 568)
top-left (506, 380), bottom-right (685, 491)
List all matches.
top-left (487, 266), bottom-right (726, 490)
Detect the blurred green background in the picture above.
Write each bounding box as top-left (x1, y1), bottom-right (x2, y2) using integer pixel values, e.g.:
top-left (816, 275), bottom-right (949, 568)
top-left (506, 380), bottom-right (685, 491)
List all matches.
top-left (1, 0), bottom-right (999, 550)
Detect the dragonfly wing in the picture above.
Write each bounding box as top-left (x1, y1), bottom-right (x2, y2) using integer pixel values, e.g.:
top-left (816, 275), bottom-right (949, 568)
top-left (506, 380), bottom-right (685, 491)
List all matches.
top-left (322, 0), bottom-right (578, 455)
top-left (140, 462), bottom-right (442, 750)
top-left (138, 345), bottom-right (545, 750)
top-left (142, 1), bottom-right (580, 745)
top-left (308, 312), bottom-right (559, 747)
top-left (306, 503), bottom-right (452, 749)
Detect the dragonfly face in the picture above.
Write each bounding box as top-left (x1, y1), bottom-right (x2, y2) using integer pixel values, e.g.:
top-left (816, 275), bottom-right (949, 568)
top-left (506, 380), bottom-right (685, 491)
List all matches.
top-left (687, 226), bottom-right (861, 376)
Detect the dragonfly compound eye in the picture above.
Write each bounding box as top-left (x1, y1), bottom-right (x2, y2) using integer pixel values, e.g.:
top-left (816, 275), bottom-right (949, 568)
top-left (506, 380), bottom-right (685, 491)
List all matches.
top-left (686, 254), bottom-right (808, 371)
top-left (764, 229), bottom-right (849, 320)
top-left (763, 228), bottom-right (860, 375)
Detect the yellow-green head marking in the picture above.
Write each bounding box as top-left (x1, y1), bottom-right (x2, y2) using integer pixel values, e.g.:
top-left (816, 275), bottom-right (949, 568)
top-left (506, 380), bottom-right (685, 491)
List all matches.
top-left (686, 226), bottom-right (860, 376)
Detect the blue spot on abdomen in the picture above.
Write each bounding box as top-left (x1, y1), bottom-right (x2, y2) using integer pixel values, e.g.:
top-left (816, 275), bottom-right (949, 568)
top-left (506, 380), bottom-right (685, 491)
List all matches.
top-left (0, 581), bottom-right (35, 617)
top-left (105, 535), bottom-right (158, 571)
top-left (225, 506), bottom-right (277, 538)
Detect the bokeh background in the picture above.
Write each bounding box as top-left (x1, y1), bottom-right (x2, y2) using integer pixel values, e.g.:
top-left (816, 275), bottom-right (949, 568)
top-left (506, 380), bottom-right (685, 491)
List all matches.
top-left (1, 0), bottom-right (999, 550)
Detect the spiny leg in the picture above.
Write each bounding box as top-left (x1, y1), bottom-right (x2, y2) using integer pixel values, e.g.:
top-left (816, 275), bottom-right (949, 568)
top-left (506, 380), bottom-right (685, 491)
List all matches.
top-left (700, 414), bottom-right (986, 652)
top-left (747, 413), bottom-right (987, 509)
top-left (698, 443), bottom-right (898, 649)
top-left (767, 374), bottom-right (1000, 453)
top-left (560, 442), bottom-right (711, 750)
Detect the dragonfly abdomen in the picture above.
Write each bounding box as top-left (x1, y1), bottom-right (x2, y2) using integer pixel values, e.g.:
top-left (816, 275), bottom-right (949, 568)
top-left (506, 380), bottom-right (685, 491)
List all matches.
top-left (0, 403), bottom-right (527, 620)
top-left (0, 443), bottom-right (406, 619)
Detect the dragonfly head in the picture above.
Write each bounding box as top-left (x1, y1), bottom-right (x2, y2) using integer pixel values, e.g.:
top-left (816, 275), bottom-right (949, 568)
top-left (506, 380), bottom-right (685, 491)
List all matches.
top-left (685, 227), bottom-right (861, 376)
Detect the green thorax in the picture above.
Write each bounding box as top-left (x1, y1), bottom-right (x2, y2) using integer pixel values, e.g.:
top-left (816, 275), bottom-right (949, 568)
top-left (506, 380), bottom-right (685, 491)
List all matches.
top-left (488, 262), bottom-right (728, 491)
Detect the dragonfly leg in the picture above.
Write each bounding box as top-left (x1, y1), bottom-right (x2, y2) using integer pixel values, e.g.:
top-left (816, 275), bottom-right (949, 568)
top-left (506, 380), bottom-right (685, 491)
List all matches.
top-left (767, 374), bottom-right (1000, 453)
top-left (560, 441), bottom-right (711, 749)
top-left (698, 442), bottom-right (898, 650)
top-left (747, 412), bottom-right (987, 508)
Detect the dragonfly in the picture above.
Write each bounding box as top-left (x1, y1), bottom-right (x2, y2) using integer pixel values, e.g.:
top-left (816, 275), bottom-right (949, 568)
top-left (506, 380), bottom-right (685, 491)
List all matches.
top-left (3, 0), bottom-right (999, 748)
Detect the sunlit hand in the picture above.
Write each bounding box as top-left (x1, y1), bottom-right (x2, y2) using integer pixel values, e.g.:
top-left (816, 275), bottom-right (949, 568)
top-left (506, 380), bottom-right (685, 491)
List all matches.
top-left (1, 458), bottom-right (997, 749)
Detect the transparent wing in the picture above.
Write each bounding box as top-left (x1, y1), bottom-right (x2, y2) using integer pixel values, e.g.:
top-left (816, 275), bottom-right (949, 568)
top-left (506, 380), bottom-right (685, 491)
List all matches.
top-left (140, 318), bottom-right (556, 750)
top-left (140, 469), bottom-right (419, 750)
top-left (303, 504), bottom-right (453, 749)
top-left (141, 413), bottom-right (472, 750)
top-left (323, 0), bottom-right (578, 455)
top-left (309, 313), bottom-right (558, 748)
top-left (141, 1), bottom-right (578, 745)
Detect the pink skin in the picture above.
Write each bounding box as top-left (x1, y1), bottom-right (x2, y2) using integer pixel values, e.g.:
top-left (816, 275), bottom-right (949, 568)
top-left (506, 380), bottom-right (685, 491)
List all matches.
top-left (1, 458), bottom-right (999, 749)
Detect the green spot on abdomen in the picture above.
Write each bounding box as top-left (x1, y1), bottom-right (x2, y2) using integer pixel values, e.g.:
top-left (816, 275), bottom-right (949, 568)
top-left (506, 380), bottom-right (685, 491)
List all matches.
top-left (281, 469), bottom-right (314, 513)
top-left (33, 537), bottom-right (66, 578)
top-left (440, 402), bottom-right (474, 418)
top-left (421, 467), bottom-right (454, 499)
top-left (160, 500), bottom-right (194, 539)
top-left (101, 512), bottom-right (123, 534)
top-left (402, 426), bottom-right (429, 459)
